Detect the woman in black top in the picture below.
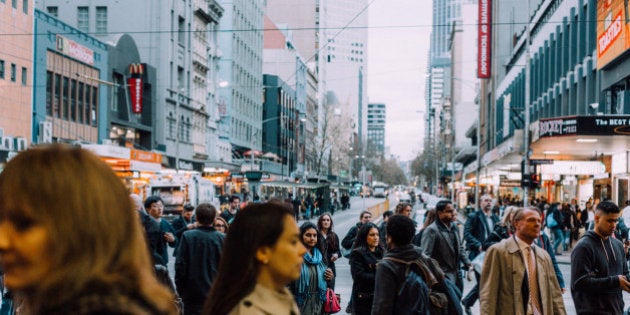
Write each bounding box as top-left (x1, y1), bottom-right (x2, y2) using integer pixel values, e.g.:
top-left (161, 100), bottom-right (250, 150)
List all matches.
top-left (349, 222), bottom-right (385, 315)
top-left (317, 213), bottom-right (341, 289)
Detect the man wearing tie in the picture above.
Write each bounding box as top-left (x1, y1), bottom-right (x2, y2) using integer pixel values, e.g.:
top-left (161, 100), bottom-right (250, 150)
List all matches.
top-left (462, 194), bottom-right (499, 315)
top-left (480, 207), bottom-right (566, 315)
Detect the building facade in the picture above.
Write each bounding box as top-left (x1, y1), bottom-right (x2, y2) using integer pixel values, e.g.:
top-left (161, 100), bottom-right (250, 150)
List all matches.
top-left (0, 0), bottom-right (34, 163)
top-left (32, 9), bottom-right (108, 147)
top-left (216, 0), bottom-right (264, 158)
top-left (367, 103), bottom-right (386, 158)
top-left (37, 0), bottom-right (224, 172)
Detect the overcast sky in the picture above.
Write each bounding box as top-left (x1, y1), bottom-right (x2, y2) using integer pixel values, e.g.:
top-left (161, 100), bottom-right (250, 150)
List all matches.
top-left (367, 1), bottom-right (432, 161)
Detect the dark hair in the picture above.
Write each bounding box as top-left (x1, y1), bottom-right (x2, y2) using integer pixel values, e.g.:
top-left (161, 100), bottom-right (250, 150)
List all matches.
top-left (299, 221), bottom-right (326, 261)
top-left (354, 223), bottom-right (383, 252)
top-left (144, 195), bottom-right (163, 210)
top-left (597, 200), bottom-right (620, 214)
top-left (422, 209), bottom-right (437, 229)
top-left (383, 210), bottom-right (393, 219)
top-left (195, 203), bottom-right (217, 225)
top-left (229, 195), bottom-right (240, 203)
top-left (359, 210), bottom-right (372, 220)
top-left (183, 203), bottom-right (194, 212)
top-left (435, 200), bottom-right (452, 212)
top-left (203, 202), bottom-right (294, 314)
top-left (386, 215), bottom-right (416, 246)
top-left (317, 212), bottom-right (334, 232)
top-left (395, 202), bottom-right (411, 214)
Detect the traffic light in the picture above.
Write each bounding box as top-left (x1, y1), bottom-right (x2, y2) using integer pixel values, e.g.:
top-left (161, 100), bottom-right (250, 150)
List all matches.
top-left (530, 173), bottom-right (540, 189)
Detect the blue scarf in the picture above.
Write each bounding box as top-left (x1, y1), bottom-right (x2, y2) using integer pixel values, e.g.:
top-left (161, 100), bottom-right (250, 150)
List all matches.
top-left (295, 247), bottom-right (327, 307)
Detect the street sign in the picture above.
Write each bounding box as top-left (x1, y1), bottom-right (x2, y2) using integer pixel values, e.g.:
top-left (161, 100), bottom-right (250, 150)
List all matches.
top-left (530, 159), bottom-right (553, 165)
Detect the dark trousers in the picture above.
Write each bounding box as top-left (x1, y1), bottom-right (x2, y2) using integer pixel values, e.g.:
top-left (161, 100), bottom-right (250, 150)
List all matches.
top-left (183, 300), bottom-right (202, 315)
top-left (461, 270), bottom-right (480, 307)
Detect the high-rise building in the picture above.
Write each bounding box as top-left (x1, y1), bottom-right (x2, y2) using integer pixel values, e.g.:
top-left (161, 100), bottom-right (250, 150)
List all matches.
top-left (216, 0), bottom-right (264, 160)
top-left (0, 0), bottom-right (33, 162)
top-left (37, 0), bottom-right (224, 172)
top-left (367, 103), bottom-right (386, 158)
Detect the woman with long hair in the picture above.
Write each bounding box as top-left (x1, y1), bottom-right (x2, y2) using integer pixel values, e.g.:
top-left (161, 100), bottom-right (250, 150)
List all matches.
top-left (213, 216), bottom-right (229, 234)
top-left (0, 145), bottom-right (177, 314)
top-left (482, 205), bottom-right (517, 250)
top-left (317, 212), bottom-right (341, 289)
top-left (290, 222), bottom-right (334, 315)
top-left (203, 202), bottom-right (305, 314)
top-left (349, 222), bottom-right (384, 315)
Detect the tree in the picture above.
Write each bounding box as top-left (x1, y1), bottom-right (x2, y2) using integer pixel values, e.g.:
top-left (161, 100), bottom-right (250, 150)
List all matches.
top-left (308, 102), bottom-right (353, 177)
top-left (411, 151), bottom-right (436, 188)
top-left (371, 157), bottom-right (408, 186)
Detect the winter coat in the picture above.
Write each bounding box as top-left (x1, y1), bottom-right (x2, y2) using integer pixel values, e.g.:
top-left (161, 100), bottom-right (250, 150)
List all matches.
top-left (350, 247), bottom-right (383, 315)
top-left (480, 236), bottom-right (566, 315)
top-left (174, 226), bottom-right (225, 304)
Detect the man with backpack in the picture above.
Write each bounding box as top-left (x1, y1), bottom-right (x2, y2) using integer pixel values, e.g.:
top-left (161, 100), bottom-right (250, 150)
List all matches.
top-left (372, 215), bottom-right (462, 315)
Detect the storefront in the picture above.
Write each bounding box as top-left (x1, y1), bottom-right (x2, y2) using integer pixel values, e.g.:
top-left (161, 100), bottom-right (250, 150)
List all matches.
top-left (82, 144), bottom-right (162, 197)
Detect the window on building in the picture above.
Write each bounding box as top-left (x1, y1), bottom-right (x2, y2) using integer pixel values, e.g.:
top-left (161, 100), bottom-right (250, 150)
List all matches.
top-left (70, 79), bottom-right (77, 121)
top-left (96, 6), bottom-right (107, 34)
top-left (168, 112), bottom-right (175, 139)
top-left (54, 74), bottom-right (61, 117)
top-left (62, 76), bottom-right (69, 119)
top-left (178, 16), bottom-right (185, 46)
top-left (11, 0), bottom-right (16, 9)
top-left (21, 67), bottom-right (26, 85)
top-left (10, 64), bottom-right (16, 82)
top-left (177, 66), bottom-right (184, 90)
top-left (46, 71), bottom-right (52, 116)
top-left (46, 6), bottom-right (57, 17)
top-left (77, 6), bottom-right (89, 33)
top-left (91, 85), bottom-right (98, 126)
top-left (0, 60), bottom-right (4, 79)
top-left (22, 0), bottom-right (27, 13)
top-left (78, 82), bottom-right (84, 123)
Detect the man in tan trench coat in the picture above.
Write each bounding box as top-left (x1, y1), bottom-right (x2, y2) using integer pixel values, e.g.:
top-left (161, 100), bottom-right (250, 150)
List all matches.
top-left (480, 207), bottom-right (566, 315)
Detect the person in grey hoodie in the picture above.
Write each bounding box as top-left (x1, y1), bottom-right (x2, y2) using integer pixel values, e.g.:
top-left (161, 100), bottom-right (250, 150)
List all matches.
top-left (571, 200), bottom-right (630, 315)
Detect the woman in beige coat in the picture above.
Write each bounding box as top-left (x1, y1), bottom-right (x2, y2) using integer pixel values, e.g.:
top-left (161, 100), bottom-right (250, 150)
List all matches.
top-left (203, 202), bottom-right (306, 315)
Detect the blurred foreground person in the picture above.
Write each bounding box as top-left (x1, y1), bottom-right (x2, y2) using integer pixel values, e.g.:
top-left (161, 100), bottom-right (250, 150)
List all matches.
top-left (480, 207), bottom-right (566, 315)
top-left (203, 202), bottom-right (305, 314)
top-left (0, 145), bottom-right (177, 314)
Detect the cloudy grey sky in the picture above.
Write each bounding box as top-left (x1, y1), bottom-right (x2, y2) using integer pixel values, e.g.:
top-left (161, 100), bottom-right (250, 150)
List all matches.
top-left (367, 1), bottom-right (432, 161)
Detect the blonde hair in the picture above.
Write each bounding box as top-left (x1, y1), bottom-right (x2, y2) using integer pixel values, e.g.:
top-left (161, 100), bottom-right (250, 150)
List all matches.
top-left (0, 145), bottom-right (176, 314)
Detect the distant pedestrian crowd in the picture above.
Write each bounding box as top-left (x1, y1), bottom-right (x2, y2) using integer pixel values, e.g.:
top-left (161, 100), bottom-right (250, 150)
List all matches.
top-left (3, 145), bottom-right (630, 314)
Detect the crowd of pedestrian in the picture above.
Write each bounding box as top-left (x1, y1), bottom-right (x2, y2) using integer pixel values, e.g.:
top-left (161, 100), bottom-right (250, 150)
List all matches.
top-left (5, 145), bottom-right (630, 315)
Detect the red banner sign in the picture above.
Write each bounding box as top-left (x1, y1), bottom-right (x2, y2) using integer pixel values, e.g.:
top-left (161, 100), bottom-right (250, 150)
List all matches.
top-left (478, 0), bottom-right (492, 78)
top-left (128, 78), bottom-right (143, 114)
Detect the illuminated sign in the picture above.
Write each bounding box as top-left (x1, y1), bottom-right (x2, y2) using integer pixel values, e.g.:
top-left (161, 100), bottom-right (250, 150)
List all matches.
top-left (596, 0), bottom-right (630, 69)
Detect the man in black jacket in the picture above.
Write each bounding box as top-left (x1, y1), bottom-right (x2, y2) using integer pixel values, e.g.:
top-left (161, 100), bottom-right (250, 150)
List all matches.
top-left (175, 203), bottom-right (225, 315)
top-left (371, 214), bottom-right (426, 314)
top-left (171, 203), bottom-right (197, 239)
top-left (462, 194), bottom-right (499, 315)
top-left (571, 200), bottom-right (630, 315)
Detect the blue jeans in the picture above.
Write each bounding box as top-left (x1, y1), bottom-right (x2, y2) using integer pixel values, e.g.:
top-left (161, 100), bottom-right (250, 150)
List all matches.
top-left (562, 230), bottom-right (571, 251)
top-left (552, 228), bottom-right (564, 253)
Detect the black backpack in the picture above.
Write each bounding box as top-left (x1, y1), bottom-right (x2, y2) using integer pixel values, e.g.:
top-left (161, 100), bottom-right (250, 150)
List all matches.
top-left (384, 256), bottom-right (463, 315)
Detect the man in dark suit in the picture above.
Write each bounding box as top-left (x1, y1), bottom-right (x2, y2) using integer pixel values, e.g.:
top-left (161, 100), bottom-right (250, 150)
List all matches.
top-left (462, 194), bottom-right (499, 315)
top-left (421, 199), bottom-right (472, 292)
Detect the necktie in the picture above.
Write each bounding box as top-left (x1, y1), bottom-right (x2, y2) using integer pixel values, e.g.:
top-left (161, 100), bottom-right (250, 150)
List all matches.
top-left (527, 247), bottom-right (542, 315)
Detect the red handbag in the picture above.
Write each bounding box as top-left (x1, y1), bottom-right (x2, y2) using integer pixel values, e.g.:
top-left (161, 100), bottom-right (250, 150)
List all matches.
top-left (324, 288), bottom-right (341, 314)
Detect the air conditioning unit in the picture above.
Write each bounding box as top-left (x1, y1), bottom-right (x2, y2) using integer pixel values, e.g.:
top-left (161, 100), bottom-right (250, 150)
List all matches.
top-left (14, 137), bottom-right (27, 151)
top-left (38, 121), bottom-right (53, 144)
top-left (3, 136), bottom-right (14, 151)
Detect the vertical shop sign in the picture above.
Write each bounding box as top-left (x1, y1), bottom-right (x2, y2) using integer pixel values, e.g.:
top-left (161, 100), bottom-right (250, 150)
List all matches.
top-left (478, 0), bottom-right (492, 78)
